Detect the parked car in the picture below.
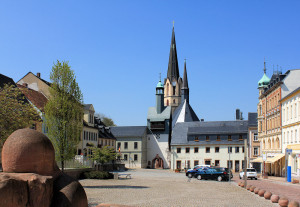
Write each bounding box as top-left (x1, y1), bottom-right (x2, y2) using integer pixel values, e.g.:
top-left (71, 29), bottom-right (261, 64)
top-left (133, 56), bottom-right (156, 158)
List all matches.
top-left (194, 168), bottom-right (230, 181)
top-left (186, 165), bottom-right (210, 178)
top-left (239, 168), bottom-right (258, 180)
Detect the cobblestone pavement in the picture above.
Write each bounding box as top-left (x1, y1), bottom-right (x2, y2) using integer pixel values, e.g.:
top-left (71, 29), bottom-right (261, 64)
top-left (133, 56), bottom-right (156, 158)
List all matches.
top-left (232, 174), bottom-right (300, 204)
top-left (80, 169), bottom-right (278, 207)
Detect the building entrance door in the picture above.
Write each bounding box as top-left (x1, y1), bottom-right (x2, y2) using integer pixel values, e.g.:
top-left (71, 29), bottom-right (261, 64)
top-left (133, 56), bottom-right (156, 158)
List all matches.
top-left (176, 160), bottom-right (181, 169)
top-left (235, 160), bottom-right (240, 172)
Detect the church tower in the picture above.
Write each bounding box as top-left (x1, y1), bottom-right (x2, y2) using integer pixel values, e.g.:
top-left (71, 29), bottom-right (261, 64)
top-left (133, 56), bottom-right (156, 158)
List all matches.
top-left (164, 25), bottom-right (182, 114)
top-left (181, 59), bottom-right (189, 103)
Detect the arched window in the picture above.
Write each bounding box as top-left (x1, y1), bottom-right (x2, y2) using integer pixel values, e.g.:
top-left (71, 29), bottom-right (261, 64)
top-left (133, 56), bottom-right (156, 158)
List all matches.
top-left (167, 100), bottom-right (169, 106)
top-left (263, 140), bottom-right (265, 149)
top-left (173, 99), bottom-right (175, 104)
top-left (268, 139), bottom-right (271, 149)
top-left (166, 83), bottom-right (169, 96)
top-left (275, 137), bottom-right (280, 149)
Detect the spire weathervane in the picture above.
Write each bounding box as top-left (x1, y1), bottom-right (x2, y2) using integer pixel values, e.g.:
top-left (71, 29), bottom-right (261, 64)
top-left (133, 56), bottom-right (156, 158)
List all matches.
top-left (159, 73), bottom-right (161, 82)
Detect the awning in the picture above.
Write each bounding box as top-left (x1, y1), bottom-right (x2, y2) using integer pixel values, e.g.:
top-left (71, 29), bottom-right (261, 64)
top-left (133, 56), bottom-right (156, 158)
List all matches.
top-left (266, 154), bottom-right (285, 163)
top-left (287, 144), bottom-right (300, 151)
top-left (250, 154), bottom-right (285, 163)
top-left (251, 157), bottom-right (263, 163)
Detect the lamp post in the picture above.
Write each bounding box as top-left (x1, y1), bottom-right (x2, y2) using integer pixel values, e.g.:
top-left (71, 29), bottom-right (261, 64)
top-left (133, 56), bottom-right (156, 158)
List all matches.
top-left (228, 146), bottom-right (231, 183)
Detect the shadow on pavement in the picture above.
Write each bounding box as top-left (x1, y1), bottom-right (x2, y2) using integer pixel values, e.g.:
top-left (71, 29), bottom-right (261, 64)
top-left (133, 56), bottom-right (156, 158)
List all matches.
top-left (83, 185), bottom-right (149, 189)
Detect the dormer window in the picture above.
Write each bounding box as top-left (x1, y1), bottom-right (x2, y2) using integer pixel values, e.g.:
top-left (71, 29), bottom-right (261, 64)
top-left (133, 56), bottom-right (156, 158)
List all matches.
top-left (194, 136), bottom-right (199, 142)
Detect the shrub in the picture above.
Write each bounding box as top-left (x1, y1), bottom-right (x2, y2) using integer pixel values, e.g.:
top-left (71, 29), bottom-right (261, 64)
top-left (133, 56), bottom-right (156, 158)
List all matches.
top-left (83, 171), bottom-right (113, 179)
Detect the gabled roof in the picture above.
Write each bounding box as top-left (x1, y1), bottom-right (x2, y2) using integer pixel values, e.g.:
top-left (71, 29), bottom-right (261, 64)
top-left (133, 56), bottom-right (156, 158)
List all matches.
top-left (94, 118), bottom-right (116, 140)
top-left (17, 84), bottom-right (48, 112)
top-left (84, 104), bottom-right (94, 111)
top-left (147, 106), bottom-right (171, 122)
top-left (0, 74), bottom-right (29, 104)
top-left (0, 73), bottom-right (16, 88)
top-left (110, 126), bottom-right (147, 138)
top-left (17, 72), bottom-right (51, 86)
top-left (172, 100), bottom-right (199, 128)
top-left (167, 26), bottom-right (180, 82)
top-left (171, 120), bottom-right (248, 145)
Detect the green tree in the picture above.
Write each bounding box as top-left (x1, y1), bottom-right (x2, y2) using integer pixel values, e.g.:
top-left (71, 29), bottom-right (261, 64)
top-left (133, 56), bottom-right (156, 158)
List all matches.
top-left (44, 60), bottom-right (83, 171)
top-left (95, 113), bottom-right (116, 126)
top-left (0, 84), bottom-right (40, 156)
top-left (90, 146), bottom-right (116, 165)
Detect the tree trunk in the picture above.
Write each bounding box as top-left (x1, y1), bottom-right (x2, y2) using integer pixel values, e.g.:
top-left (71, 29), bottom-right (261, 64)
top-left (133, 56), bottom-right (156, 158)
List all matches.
top-left (61, 159), bottom-right (64, 172)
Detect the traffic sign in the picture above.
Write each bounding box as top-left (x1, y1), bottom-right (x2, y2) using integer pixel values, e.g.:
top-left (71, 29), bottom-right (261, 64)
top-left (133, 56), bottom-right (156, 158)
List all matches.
top-left (286, 149), bottom-right (292, 154)
top-left (262, 152), bottom-right (267, 161)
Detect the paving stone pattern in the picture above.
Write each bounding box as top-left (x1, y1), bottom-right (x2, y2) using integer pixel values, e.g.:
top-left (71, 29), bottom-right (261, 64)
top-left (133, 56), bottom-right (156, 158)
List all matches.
top-left (80, 169), bottom-right (277, 207)
top-left (233, 175), bottom-right (300, 204)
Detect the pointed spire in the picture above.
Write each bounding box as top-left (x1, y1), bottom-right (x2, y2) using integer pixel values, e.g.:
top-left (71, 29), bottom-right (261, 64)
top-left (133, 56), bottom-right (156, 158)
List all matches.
top-left (181, 59), bottom-right (189, 103)
top-left (182, 59), bottom-right (189, 89)
top-left (264, 57), bottom-right (266, 74)
top-left (167, 25), bottom-right (179, 81)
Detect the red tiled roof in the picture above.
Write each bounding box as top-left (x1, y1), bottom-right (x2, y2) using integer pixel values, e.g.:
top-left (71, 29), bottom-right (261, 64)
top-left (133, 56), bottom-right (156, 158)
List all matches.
top-left (17, 84), bottom-right (48, 112)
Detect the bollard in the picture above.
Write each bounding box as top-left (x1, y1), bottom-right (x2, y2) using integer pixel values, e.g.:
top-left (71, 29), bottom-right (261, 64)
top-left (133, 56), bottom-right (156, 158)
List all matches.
top-left (287, 166), bottom-right (292, 182)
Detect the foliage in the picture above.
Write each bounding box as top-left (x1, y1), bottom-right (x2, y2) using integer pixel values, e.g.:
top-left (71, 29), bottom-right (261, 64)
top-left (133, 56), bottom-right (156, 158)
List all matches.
top-left (0, 84), bottom-right (40, 149)
top-left (83, 171), bottom-right (113, 179)
top-left (95, 112), bottom-right (116, 126)
top-left (90, 146), bottom-right (116, 164)
top-left (44, 60), bottom-right (83, 171)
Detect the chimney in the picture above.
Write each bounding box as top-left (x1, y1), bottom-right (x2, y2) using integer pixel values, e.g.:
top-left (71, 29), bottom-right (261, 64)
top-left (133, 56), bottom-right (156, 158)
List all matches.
top-left (37, 72), bottom-right (41, 78)
top-left (201, 119), bottom-right (204, 122)
top-left (236, 109), bottom-right (241, 120)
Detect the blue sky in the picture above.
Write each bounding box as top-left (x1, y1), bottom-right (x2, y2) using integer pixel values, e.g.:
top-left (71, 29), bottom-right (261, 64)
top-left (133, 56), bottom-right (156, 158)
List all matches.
top-left (1, 1), bottom-right (300, 126)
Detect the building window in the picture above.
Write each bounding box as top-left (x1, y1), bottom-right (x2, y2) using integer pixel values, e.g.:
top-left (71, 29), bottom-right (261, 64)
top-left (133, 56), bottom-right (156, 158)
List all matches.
top-left (194, 147), bottom-right (199, 153)
top-left (242, 146), bottom-right (245, 153)
top-left (206, 147), bottom-right (210, 153)
top-left (228, 135), bottom-right (232, 141)
top-left (194, 160), bottom-right (199, 167)
top-left (134, 154), bottom-right (138, 161)
top-left (112, 141), bottom-right (114, 146)
top-left (206, 136), bottom-right (210, 141)
top-left (228, 147), bottom-right (232, 153)
top-left (177, 148), bottom-right (181, 153)
top-left (124, 154), bottom-right (128, 161)
top-left (134, 142), bottom-right (138, 149)
top-left (186, 147), bottom-right (190, 153)
top-left (167, 100), bottom-right (169, 106)
top-left (187, 160), bottom-right (190, 169)
top-left (173, 99), bottom-right (175, 104)
top-left (124, 142), bottom-right (128, 149)
top-left (254, 147), bottom-right (258, 156)
top-left (215, 160), bottom-right (220, 167)
top-left (117, 142), bottom-right (121, 150)
top-left (205, 160), bottom-right (211, 165)
top-left (239, 135), bottom-right (243, 140)
top-left (217, 135), bottom-right (221, 141)
top-left (215, 147), bottom-right (219, 153)
top-left (254, 133), bottom-right (258, 141)
top-left (235, 147), bottom-right (239, 153)
top-left (195, 136), bottom-right (199, 142)
top-left (227, 160), bottom-right (233, 169)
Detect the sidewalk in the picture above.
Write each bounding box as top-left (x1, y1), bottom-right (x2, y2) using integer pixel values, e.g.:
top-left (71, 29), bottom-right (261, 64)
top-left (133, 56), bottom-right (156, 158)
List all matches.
top-left (232, 173), bottom-right (300, 204)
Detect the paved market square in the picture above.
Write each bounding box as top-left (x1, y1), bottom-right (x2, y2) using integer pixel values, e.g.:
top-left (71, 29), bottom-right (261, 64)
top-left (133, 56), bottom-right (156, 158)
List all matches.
top-left (80, 169), bottom-right (277, 207)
